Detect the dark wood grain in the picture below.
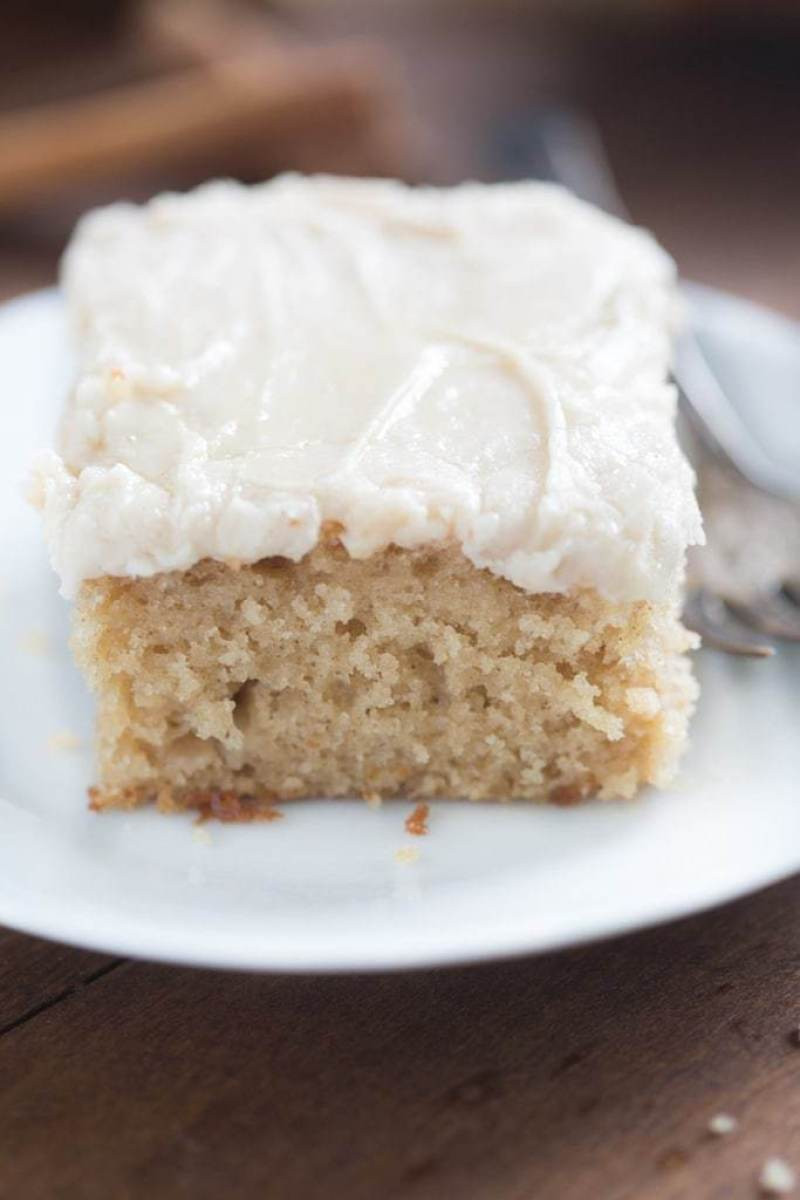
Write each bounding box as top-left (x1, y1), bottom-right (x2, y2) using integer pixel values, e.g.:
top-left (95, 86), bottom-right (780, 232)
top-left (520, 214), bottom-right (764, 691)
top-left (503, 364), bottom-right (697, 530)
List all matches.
top-left (3, 878), bottom-right (800, 1200)
top-left (0, 929), bottom-right (119, 1036)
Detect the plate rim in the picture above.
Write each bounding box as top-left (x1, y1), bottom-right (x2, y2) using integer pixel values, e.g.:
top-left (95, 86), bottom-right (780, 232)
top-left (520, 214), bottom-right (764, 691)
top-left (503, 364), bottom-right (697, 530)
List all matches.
top-left (1, 834), bottom-right (797, 974)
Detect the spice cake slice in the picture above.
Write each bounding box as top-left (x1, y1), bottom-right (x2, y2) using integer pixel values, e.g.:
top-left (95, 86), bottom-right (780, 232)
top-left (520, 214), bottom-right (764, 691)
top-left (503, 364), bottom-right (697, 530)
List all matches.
top-left (32, 175), bottom-right (703, 810)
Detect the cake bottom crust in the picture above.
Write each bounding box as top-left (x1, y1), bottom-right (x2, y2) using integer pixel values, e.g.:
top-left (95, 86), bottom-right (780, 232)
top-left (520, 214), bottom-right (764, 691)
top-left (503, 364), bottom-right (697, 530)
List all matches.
top-left (72, 544), bottom-right (698, 812)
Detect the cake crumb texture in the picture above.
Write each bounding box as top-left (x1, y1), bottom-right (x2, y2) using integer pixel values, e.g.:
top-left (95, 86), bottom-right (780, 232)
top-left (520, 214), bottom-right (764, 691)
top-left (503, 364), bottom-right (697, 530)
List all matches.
top-left (405, 803), bottom-right (430, 837)
top-left (73, 543), bottom-right (697, 810)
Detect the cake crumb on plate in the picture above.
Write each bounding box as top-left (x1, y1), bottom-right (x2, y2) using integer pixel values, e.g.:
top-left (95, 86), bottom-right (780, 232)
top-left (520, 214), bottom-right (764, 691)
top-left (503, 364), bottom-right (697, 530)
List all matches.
top-left (708, 1113), bottom-right (737, 1136)
top-left (47, 729), bottom-right (82, 752)
top-left (19, 628), bottom-right (50, 656)
top-left (405, 803), bottom-right (429, 837)
top-left (395, 847), bottom-right (420, 865)
top-left (760, 1158), bottom-right (796, 1195)
top-left (188, 791), bottom-right (283, 824)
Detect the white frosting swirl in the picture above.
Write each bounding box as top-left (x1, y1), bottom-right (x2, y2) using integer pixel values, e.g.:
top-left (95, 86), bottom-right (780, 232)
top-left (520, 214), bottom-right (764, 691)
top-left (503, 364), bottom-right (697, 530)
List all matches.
top-left (32, 175), bottom-right (702, 599)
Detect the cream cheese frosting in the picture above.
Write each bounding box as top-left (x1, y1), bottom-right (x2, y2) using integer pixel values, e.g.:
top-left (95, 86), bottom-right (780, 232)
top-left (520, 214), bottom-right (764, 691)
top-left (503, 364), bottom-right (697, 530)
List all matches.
top-left (32, 174), bottom-right (703, 600)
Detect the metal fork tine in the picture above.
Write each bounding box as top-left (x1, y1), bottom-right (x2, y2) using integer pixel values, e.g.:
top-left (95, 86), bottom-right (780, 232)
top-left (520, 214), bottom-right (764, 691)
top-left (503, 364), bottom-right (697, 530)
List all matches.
top-left (684, 589), bottom-right (775, 658)
top-left (781, 579), bottom-right (800, 608)
top-left (725, 590), bottom-right (800, 642)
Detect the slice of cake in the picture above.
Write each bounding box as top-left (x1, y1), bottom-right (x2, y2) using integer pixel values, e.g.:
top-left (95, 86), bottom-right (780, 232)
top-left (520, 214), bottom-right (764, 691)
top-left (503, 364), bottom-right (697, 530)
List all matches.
top-left (31, 175), bottom-right (703, 811)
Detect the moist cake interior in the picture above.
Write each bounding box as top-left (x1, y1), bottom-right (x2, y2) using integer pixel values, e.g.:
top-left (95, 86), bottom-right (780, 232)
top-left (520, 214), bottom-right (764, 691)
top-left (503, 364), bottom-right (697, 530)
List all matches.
top-left (74, 541), bottom-right (697, 811)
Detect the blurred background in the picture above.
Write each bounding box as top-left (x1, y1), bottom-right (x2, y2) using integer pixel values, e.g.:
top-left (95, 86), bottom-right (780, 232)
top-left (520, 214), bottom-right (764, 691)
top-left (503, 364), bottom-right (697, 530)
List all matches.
top-left (1, 0), bottom-right (799, 317)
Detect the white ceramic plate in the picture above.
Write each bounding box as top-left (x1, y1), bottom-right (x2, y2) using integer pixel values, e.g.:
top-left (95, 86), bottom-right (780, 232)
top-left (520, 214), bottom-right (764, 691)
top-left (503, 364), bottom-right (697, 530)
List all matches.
top-left (1, 285), bottom-right (799, 973)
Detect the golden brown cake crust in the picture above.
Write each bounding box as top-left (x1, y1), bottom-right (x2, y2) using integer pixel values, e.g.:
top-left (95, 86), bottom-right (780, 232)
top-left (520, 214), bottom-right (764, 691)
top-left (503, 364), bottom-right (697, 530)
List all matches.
top-left (72, 543), bottom-right (697, 811)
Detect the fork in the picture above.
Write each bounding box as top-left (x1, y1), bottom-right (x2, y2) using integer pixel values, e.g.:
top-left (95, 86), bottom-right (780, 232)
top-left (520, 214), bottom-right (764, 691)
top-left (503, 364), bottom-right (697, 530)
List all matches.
top-left (491, 107), bottom-right (800, 657)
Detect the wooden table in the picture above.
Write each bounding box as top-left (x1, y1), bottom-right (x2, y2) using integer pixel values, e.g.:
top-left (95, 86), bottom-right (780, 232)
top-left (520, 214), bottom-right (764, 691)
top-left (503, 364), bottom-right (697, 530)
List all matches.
top-left (6, 870), bottom-right (800, 1200)
top-left (3, 8), bottom-right (800, 1197)
top-left (2, 876), bottom-right (800, 1200)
